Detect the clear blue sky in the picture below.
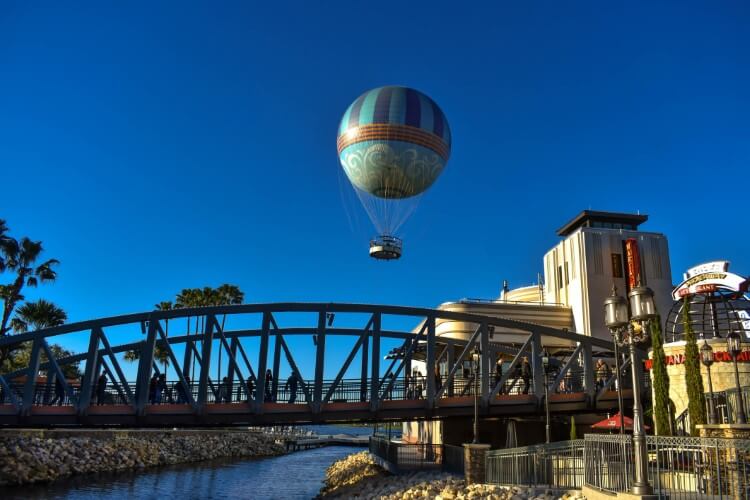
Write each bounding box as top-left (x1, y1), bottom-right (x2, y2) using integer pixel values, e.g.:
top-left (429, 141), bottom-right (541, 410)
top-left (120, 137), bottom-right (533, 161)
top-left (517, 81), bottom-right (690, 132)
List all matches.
top-left (1, 2), bottom-right (748, 378)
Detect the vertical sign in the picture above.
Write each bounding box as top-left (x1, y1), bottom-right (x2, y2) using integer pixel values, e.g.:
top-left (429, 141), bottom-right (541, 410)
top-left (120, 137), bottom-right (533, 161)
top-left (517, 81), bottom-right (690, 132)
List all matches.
top-left (625, 238), bottom-right (642, 288)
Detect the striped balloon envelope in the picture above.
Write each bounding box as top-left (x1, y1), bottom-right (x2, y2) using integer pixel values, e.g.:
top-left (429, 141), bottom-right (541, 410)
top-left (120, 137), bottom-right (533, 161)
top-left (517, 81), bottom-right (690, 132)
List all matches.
top-left (337, 86), bottom-right (451, 200)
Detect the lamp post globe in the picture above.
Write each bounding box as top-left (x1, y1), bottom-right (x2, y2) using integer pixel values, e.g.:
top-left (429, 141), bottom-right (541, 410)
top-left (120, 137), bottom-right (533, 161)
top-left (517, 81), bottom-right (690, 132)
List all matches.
top-left (604, 289), bottom-right (629, 331)
top-left (701, 340), bottom-right (717, 424)
top-left (726, 332), bottom-right (747, 424)
top-left (628, 286), bottom-right (658, 323)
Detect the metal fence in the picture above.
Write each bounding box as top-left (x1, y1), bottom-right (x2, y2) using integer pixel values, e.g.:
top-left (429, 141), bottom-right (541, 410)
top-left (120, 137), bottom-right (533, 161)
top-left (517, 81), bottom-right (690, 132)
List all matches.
top-left (584, 434), bottom-right (750, 499)
top-left (369, 436), bottom-right (464, 474)
top-left (444, 444), bottom-right (465, 474)
top-left (486, 440), bottom-right (585, 489)
top-left (709, 387), bottom-right (750, 426)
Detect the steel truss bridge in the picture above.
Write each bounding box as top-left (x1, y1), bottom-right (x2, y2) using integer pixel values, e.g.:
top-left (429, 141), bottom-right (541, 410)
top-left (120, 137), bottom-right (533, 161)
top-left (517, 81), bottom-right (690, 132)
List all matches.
top-left (0, 303), bottom-right (640, 427)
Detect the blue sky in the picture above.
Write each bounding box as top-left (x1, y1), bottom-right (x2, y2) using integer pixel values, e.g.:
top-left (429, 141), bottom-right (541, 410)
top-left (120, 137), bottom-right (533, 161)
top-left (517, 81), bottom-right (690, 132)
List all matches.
top-left (1, 2), bottom-right (748, 379)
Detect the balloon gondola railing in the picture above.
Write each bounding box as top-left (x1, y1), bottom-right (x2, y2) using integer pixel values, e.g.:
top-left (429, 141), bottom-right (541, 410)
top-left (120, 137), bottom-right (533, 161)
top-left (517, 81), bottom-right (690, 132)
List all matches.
top-left (369, 235), bottom-right (402, 260)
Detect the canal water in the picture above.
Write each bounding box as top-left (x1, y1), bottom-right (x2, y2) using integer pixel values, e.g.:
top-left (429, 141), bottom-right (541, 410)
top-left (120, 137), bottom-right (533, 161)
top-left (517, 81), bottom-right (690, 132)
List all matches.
top-left (1, 425), bottom-right (377, 500)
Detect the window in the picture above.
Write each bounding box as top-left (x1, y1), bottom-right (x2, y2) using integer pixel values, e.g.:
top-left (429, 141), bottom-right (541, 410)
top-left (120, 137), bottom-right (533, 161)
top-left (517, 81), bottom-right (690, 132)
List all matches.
top-left (557, 266), bottom-right (564, 289)
top-left (611, 253), bottom-right (624, 278)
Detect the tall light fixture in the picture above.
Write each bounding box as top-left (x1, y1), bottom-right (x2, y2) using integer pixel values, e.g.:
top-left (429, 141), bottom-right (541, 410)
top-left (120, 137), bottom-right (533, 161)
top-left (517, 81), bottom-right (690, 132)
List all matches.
top-left (603, 285), bottom-right (627, 433)
top-left (542, 350), bottom-right (551, 443)
top-left (604, 285), bottom-right (657, 496)
top-left (727, 332), bottom-right (747, 424)
top-left (472, 345), bottom-right (481, 444)
top-left (700, 340), bottom-right (717, 424)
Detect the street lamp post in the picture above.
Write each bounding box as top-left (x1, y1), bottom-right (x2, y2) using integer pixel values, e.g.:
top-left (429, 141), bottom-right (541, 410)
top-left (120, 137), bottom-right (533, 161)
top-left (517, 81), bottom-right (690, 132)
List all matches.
top-left (542, 350), bottom-right (551, 443)
top-left (612, 333), bottom-right (625, 434)
top-left (727, 332), bottom-right (747, 425)
top-left (701, 340), bottom-right (717, 425)
top-left (604, 285), bottom-right (657, 496)
top-left (472, 345), bottom-right (481, 444)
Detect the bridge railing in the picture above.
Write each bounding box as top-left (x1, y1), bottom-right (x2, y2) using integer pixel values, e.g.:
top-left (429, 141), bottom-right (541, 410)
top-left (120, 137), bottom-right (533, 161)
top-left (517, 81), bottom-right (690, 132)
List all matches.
top-left (1, 370), bottom-right (616, 409)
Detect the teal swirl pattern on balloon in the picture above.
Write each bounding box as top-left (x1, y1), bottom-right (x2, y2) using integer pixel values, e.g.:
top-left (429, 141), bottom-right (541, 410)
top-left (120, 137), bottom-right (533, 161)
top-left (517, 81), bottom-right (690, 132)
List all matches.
top-left (340, 141), bottom-right (445, 199)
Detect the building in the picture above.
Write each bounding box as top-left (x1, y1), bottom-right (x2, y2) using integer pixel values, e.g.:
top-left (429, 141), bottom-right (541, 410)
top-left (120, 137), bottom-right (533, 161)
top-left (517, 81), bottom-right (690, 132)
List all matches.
top-left (423, 210), bottom-right (673, 346)
top-left (403, 210), bottom-right (675, 444)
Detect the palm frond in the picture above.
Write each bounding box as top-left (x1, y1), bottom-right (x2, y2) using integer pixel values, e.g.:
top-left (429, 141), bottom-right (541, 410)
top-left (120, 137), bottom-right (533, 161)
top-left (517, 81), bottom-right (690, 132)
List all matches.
top-left (0, 237), bottom-right (19, 263)
top-left (123, 350), bottom-right (140, 362)
top-left (10, 317), bottom-right (28, 333)
top-left (18, 238), bottom-right (43, 266)
top-left (13, 299), bottom-right (67, 331)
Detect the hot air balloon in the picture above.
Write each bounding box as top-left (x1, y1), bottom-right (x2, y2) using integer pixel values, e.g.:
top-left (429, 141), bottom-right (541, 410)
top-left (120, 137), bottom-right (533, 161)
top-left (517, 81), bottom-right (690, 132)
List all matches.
top-left (337, 86), bottom-right (451, 260)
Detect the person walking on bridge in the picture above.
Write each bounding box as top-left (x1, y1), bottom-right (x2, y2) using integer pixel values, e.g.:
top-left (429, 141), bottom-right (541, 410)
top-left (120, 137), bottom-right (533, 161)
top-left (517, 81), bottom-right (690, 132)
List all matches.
top-left (219, 376), bottom-right (231, 403)
top-left (246, 377), bottom-right (255, 402)
top-left (521, 356), bottom-right (531, 395)
top-left (595, 359), bottom-right (610, 391)
top-left (264, 369), bottom-right (273, 402)
top-left (96, 373), bottom-right (107, 405)
top-left (155, 374), bottom-right (167, 404)
top-left (50, 376), bottom-right (65, 405)
top-left (175, 376), bottom-right (188, 404)
top-left (284, 372), bottom-right (299, 404)
top-left (148, 374), bottom-right (158, 404)
top-left (494, 357), bottom-right (503, 395)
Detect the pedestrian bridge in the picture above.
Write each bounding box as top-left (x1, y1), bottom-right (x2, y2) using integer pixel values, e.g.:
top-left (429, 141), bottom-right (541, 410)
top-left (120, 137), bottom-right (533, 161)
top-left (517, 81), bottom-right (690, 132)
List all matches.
top-left (0, 303), bottom-right (639, 426)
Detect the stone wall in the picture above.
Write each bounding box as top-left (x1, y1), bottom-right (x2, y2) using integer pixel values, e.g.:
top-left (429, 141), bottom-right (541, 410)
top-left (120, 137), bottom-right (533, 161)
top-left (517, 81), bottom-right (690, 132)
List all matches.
top-left (649, 339), bottom-right (750, 418)
top-left (0, 428), bottom-right (284, 486)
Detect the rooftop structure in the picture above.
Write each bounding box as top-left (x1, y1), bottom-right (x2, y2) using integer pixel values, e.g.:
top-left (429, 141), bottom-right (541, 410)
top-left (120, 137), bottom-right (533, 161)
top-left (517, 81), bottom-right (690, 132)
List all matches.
top-left (556, 210), bottom-right (648, 237)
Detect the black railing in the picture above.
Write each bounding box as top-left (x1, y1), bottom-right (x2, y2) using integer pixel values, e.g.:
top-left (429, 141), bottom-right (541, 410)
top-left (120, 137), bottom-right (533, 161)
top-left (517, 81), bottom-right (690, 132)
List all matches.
top-left (486, 439), bottom-right (585, 489)
top-left (710, 387), bottom-right (750, 425)
top-left (369, 436), bottom-right (462, 474)
top-left (585, 433), bottom-right (750, 498)
top-left (0, 369), bottom-right (607, 408)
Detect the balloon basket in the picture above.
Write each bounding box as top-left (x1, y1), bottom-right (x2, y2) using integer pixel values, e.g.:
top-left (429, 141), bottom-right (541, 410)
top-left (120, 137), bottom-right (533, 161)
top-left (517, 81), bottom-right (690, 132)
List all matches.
top-left (369, 235), bottom-right (402, 260)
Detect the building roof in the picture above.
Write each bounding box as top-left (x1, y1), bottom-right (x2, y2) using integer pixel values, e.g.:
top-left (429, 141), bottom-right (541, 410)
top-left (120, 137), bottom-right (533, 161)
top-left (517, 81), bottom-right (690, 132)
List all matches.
top-left (556, 210), bottom-right (648, 237)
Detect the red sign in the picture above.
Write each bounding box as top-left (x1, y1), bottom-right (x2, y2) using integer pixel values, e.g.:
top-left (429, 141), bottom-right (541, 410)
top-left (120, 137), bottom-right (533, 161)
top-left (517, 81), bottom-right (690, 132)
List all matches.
top-left (644, 350), bottom-right (750, 370)
top-left (625, 238), bottom-right (641, 289)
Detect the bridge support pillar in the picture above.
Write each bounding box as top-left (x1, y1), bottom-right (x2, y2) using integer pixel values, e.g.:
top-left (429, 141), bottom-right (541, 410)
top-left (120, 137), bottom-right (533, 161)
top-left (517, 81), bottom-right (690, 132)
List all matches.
top-left (463, 443), bottom-right (490, 484)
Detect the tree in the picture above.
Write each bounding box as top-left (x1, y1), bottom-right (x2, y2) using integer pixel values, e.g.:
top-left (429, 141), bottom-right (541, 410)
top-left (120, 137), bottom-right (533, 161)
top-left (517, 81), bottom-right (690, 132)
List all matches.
top-left (123, 344), bottom-right (170, 368)
top-left (1, 300), bottom-right (79, 379)
top-left (570, 416), bottom-right (577, 440)
top-left (215, 284), bottom-right (244, 379)
top-left (650, 317), bottom-right (672, 435)
top-left (155, 301), bottom-right (173, 372)
top-left (0, 232), bottom-right (59, 365)
top-left (10, 299), bottom-right (67, 333)
top-left (683, 301), bottom-right (707, 436)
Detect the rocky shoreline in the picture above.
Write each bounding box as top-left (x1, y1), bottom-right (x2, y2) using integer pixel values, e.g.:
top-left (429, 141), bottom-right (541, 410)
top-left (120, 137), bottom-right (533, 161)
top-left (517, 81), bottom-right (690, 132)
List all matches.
top-left (0, 428), bottom-right (285, 486)
top-left (319, 451), bottom-right (586, 500)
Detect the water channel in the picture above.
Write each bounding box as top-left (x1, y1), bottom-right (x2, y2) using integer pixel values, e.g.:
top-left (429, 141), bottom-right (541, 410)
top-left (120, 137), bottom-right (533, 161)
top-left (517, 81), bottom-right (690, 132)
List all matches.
top-left (1, 425), bottom-right (385, 500)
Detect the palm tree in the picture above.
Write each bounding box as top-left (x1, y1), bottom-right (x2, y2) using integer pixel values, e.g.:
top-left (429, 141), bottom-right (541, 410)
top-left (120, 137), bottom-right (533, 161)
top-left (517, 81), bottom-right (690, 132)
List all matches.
top-left (5, 300), bottom-right (79, 379)
top-left (215, 284), bottom-right (244, 379)
top-left (155, 301), bottom-right (173, 372)
top-left (10, 299), bottom-right (67, 332)
top-left (0, 236), bottom-right (59, 343)
top-left (175, 288), bottom-right (202, 381)
top-left (123, 344), bottom-right (170, 369)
